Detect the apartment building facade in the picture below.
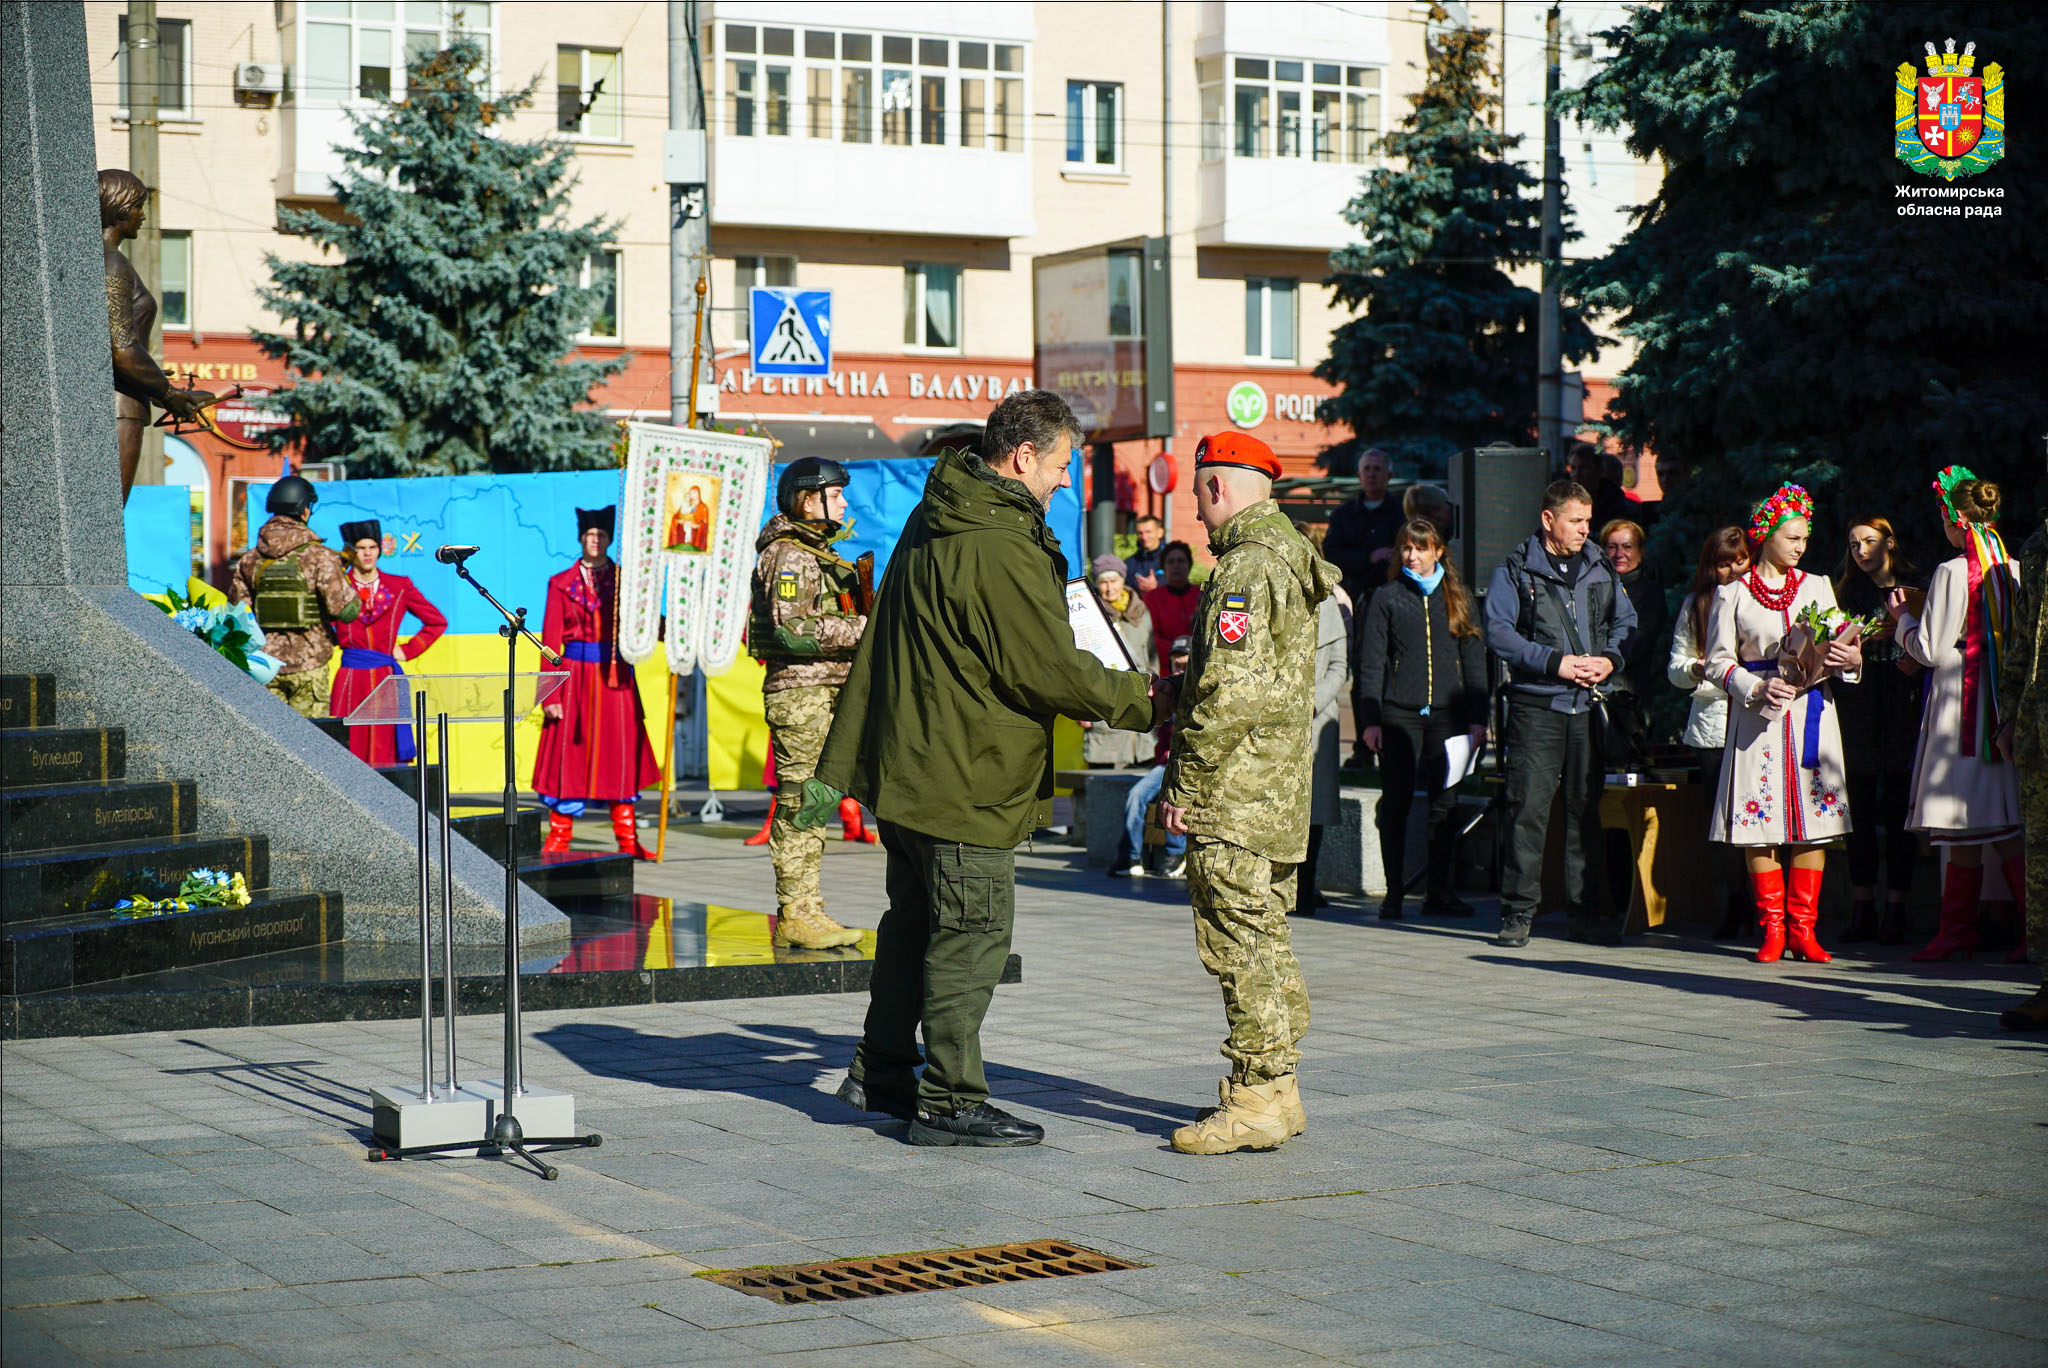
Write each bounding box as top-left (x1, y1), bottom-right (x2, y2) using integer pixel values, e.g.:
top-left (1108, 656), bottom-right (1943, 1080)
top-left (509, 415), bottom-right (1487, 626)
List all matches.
top-left (93, 2), bottom-right (1633, 577)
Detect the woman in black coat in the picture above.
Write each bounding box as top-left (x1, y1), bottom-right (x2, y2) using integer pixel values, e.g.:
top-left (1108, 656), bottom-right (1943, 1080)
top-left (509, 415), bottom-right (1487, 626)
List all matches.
top-left (1355, 519), bottom-right (1491, 920)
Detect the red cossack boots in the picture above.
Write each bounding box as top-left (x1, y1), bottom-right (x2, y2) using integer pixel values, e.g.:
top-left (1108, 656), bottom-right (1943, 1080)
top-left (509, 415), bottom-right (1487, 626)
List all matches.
top-left (1784, 865), bottom-right (1831, 963)
top-left (744, 797), bottom-right (777, 846)
top-left (611, 802), bottom-right (656, 861)
top-left (542, 810), bottom-right (574, 854)
top-left (1913, 862), bottom-right (1983, 962)
top-left (1752, 867), bottom-right (1787, 963)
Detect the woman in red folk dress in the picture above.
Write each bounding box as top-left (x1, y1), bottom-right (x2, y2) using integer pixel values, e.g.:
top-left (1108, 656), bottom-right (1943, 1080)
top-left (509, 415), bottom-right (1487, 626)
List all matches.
top-left (330, 520), bottom-right (447, 767)
top-left (534, 506), bottom-right (661, 860)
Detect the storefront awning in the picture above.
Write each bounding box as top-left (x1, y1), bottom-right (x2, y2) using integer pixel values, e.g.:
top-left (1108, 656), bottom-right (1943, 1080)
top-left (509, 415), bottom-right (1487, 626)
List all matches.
top-left (767, 420), bottom-right (897, 464)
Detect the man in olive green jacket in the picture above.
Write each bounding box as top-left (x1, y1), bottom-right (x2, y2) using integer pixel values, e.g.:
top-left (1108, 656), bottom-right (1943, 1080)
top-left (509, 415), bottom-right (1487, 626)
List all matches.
top-left (800, 390), bottom-right (1167, 1147)
top-left (1161, 432), bottom-right (1340, 1154)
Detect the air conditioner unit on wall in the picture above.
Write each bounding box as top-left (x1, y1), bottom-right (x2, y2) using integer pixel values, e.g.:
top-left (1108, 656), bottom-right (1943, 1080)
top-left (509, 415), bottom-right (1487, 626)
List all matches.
top-left (235, 61), bottom-right (284, 94)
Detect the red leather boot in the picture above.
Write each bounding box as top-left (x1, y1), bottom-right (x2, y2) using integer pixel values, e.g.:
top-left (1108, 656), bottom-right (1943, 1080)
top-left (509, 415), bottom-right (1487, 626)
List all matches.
top-left (541, 809), bottom-right (573, 854)
top-left (611, 802), bottom-right (656, 862)
top-left (1784, 865), bottom-right (1831, 963)
top-left (743, 797), bottom-right (777, 846)
top-left (839, 796), bottom-right (877, 844)
top-left (1912, 862), bottom-right (1982, 961)
top-left (1752, 867), bottom-right (1787, 964)
top-left (2003, 855), bottom-right (2030, 964)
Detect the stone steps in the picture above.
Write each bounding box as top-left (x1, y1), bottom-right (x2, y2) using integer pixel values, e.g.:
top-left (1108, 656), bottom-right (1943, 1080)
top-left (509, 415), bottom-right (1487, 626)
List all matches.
top-left (1, 779), bottom-right (198, 853)
top-left (1, 831), bottom-right (269, 924)
top-left (1, 890), bottom-right (337, 995)
top-left (0, 726), bottom-right (126, 788)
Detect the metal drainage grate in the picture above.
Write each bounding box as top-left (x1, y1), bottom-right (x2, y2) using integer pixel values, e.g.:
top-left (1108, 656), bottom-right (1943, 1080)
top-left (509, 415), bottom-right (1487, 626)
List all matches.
top-left (701, 1240), bottom-right (1144, 1304)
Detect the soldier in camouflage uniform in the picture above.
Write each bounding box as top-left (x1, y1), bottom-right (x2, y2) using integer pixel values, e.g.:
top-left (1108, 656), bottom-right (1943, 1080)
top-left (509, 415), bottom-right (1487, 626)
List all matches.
top-left (1998, 504), bottom-right (2047, 1030)
top-left (751, 458), bottom-right (868, 950)
top-left (229, 476), bottom-right (360, 718)
top-left (1162, 433), bottom-right (1340, 1154)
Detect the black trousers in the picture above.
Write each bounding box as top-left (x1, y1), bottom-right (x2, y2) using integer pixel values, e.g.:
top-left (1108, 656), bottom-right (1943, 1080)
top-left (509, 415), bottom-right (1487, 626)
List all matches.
top-left (1696, 746), bottom-right (1752, 918)
top-left (1501, 702), bottom-right (1604, 919)
top-left (1375, 704), bottom-right (1460, 896)
top-left (1845, 770), bottom-right (1916, 894)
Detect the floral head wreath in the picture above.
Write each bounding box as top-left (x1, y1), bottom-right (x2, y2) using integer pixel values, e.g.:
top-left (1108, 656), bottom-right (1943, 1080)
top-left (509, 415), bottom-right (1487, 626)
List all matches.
top-left (1934, 464), bottom-right (1978, 527)
top-left (1746, 483), bottom-right (1814, 546)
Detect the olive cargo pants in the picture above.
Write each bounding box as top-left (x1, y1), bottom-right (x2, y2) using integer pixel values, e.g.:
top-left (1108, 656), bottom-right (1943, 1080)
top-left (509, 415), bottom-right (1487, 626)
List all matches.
top-left (848, 822), bottom-right (1016, 1115)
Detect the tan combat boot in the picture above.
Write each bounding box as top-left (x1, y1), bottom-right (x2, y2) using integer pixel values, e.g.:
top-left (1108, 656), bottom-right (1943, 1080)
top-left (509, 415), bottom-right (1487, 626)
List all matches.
top-left (1193, 1074), bottom-right (1306, 1137)
top-left (1171, 1077), bottom-right (1292, 1154)
top-left (773, 898), bottom-right (862, 950)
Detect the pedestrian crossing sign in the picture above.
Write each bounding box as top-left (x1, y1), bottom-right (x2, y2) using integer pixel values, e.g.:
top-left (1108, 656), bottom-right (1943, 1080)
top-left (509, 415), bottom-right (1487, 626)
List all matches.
top-left (750, 288), bottom-right (832, 377)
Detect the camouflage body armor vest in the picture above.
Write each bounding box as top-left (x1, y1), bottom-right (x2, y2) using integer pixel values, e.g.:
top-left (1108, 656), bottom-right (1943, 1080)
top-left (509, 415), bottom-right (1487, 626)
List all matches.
top-left (253, 548), bottom-right (322, 632)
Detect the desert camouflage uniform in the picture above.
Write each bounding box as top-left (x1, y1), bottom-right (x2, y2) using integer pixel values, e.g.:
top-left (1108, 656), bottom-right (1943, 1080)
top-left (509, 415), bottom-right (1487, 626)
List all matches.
top-left (2002, 518), bottom-right (2048, 968)
top-left (1165, 499), bottom-right (1340, 1081)
top-left (229, 516), bottom-right (361, 718)
top-left (751, 514), bottom-right (866, 918)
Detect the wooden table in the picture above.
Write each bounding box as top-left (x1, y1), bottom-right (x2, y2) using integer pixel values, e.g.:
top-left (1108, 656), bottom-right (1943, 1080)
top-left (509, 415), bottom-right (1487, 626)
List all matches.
top-left (1539, 778), bottom-right (1716, 932)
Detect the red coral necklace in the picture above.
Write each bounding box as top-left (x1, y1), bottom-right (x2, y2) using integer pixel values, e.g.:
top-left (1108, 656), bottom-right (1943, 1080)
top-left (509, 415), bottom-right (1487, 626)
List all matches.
top-left (1745, 566), bottom-right (1802, 612)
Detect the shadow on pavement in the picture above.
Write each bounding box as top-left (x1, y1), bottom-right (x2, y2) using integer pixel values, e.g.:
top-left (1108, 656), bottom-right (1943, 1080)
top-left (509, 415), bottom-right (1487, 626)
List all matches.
top-left (1472, 953), bottom-right (2043, 1041)
top-left (535, 1020), bottom-right (1197, 1136)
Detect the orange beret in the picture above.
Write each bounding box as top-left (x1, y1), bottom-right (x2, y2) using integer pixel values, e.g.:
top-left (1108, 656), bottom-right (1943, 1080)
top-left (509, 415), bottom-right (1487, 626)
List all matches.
top-left (1193, 431), bottom-right (1281, 480)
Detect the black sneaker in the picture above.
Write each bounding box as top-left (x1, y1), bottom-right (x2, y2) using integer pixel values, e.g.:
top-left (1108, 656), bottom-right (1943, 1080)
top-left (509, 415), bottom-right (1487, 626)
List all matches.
top-left (835, 1074), bottom-right (916, 1123)
top-left (1495, 914), bottom-right (1533, 947)
top-left (1378, 895), bottom-right (1403, 921)
top-left (1422, 889), bottom-right (1474, 917)
top-left (906, 1102), bottom-right (1043, 1147)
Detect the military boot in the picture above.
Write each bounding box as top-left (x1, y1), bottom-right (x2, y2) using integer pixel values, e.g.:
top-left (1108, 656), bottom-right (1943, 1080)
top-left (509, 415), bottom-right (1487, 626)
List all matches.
top-left (1193, 1073), bottom-right (1307, 1137)
top-left (773, 897), bottom-right (862, 950)
top-left (1171, 1077), bottom-right (1292, 1155)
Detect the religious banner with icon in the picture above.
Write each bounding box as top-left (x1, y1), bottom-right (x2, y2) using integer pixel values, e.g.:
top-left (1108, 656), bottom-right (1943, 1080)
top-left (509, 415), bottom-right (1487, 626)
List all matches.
top-left (618, 422), bottom-right (773, 675)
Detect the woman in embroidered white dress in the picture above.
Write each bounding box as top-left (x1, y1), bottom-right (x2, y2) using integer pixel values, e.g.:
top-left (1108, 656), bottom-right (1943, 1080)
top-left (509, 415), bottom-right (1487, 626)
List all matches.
top-left (1888, 469), bottom-right (2025, 962)
top-left (1706, 486), bottom-right (1862, 964)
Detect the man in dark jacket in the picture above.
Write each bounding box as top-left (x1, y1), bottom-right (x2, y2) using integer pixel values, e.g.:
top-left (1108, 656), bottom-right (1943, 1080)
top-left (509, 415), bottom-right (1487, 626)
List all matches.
top-left (1322, 447), bottom-right (1402, 761)
top-left (1483, 479), bottom-right (1638, 948)
top-left (801, 391), bottom-right (1167, 1147)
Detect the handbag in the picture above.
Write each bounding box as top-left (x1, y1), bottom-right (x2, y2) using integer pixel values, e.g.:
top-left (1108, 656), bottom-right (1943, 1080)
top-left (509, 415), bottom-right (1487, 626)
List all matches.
top-left (1539, 578), bottom-right (1648, 768)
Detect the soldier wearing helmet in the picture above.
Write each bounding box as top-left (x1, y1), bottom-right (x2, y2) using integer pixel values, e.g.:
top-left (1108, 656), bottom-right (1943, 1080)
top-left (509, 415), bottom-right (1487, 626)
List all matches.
top-left (747, 457), bottom-right (872, 950)
top-left (228, 475), bottom-right (362, 718)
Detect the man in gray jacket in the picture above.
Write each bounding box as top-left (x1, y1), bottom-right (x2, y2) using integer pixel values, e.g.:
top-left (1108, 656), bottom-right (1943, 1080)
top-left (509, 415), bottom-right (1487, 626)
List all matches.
top-left (1483, 480), bottom-right (1638, 948)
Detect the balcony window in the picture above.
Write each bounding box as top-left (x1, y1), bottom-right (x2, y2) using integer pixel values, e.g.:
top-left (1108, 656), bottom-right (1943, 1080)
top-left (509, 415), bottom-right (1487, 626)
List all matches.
top-left (765, 65), bottom-right (791, 136)
top-left (991, 76), bottom-right (1023, 151)
top-left (1066, 80), bottom-right (1122, 169)
top-left (843, 66), bottom-right (873, 142)
top-left (578, 249), bottom-right (620, 341)
top-left (557, 46), bottom-right (621, 139)
top-left (719, 27), bottom-right (1023, 152)
top-left (1245, 278), bottom-right (1297, 362)
top-left (920, 74), bottom-right (946, 145)
top-left (159, 231), bottom-right (191, 329)
top-left (806, 66), bottom-right (832, 137)
top-left (728, 59), bottom-right (756, 136)
top-left (1197, 57), bottom-right (1224, 161)
top-left (297, 2), bottom-right (493, 108)
top-left (904, 263), bottom-right (961, 352)
top-left (115, 15), bottom-right (191, 116)
top-left (1227, 56), bottom-right (1382, 163)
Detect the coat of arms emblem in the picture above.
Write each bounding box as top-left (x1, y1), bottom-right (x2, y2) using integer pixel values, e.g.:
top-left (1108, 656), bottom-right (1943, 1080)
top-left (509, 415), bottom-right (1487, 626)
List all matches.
top-left (1896, 38), bottom-right (2005, 180)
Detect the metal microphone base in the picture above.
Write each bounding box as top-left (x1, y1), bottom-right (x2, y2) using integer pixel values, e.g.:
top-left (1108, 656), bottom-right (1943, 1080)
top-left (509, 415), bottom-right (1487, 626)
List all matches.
top-left (366, 1082), bottom-right (596, 1180)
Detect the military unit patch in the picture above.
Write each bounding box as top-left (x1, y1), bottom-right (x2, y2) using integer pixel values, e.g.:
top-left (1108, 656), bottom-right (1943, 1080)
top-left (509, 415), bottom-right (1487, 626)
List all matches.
top-left (1218, 592), bottom-right (1251, 646)
top-left (776, 569), bottom-right (801, 600)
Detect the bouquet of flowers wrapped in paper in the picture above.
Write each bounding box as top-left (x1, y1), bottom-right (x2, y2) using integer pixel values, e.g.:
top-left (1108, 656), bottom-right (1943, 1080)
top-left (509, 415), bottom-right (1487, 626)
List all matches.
top-left (109, 868), bottom-right (252, 918)
top-left (151, 587), bottom-right (284, 685)
top-left (1775, 601), bottom-right (1879, 694)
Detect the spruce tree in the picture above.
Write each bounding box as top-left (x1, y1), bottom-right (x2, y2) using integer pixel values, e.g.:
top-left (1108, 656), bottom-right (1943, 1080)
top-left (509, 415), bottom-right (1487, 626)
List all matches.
top-left (1317, 7), bottom-right (1598, 477)
top-left (254, 37), bottom-right (626, 477)
top-left (1563, 2), bottom-right (2047, 563)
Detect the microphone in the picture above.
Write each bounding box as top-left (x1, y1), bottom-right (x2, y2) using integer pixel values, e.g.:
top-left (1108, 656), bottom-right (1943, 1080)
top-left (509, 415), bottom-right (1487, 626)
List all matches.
top-left (435, 544), bottom-right (479, 566)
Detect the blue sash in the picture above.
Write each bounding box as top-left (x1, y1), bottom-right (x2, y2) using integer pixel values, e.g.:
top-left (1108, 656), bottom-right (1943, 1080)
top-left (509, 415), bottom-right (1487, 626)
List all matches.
top-left (337, 647), bottom-right (413, 763)
top-left (562, 640), bottom-right (612, 663)
top-left (1743, 659), bottom-right (1824, 770)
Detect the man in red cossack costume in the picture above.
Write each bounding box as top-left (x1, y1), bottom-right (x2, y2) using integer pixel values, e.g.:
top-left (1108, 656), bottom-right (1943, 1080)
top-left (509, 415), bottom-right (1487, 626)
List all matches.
top-left (534, 506), bottom-right (661, 860)
top-left (330, 520), bottom-right (448, 767)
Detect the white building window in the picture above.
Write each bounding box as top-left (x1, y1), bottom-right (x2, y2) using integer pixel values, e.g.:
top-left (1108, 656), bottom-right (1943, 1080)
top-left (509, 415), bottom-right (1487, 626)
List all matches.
top-left (1197, 57), bottom-right (1224, 162)
top-left (557, 46), bottom-right (621, 140)
top-left (1226, 57), bottom-right (1381, 163)
top-left (904, 263), bottom-right (961, 352)
top-left (736, 254), bottom-right (797, 348)
top-left (298, 2), bottom-right (494, 107)
top-left (1245, 278), bottom-right (1297, 362)
top-left (1065, 80), bottom-right (1122, 169)
top-left (578, 249), bottom-right (620, 341)
top-left (159, 231), bottom-right (191, 329)
top-left (115, 15), bottom-right (191, 117)
top-left (721, 23), bottom-right (1022, 152)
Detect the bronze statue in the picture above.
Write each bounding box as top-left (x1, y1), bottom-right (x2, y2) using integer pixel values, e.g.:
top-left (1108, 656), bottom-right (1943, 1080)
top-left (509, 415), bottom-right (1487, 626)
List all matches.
top-left (101, 169), bottom-right (211, 501)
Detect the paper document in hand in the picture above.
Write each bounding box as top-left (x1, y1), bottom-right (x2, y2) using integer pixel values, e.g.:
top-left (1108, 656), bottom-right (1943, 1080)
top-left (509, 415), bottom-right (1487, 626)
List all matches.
top-left (1443, 732), bottom-right (1483, 787)
top-left (1065, 578), bottom-right (1138, 671)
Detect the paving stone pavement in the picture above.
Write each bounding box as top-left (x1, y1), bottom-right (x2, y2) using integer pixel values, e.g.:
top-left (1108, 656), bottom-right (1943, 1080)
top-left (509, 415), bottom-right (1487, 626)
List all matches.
top-left (5, 825), bottom-right (2046, 1366)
